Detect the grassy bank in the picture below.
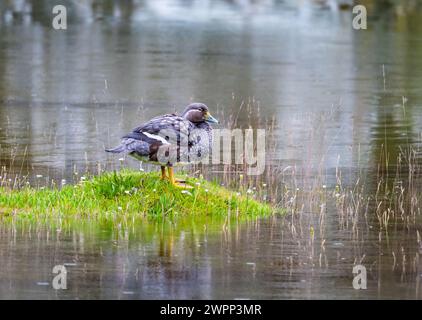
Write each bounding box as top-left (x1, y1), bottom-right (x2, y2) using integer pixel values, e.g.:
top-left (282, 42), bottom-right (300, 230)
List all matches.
top-left (0, 170), bottom-right (279, 223)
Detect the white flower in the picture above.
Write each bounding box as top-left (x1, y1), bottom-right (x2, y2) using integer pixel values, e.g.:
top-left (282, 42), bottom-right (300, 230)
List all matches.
top-left (119, 158), bottom-right (124, 162)
top-left (124, 190), bottom-right (130, 194)
top-left (181, 190), bottom-right (193, 196)
top-left (80, 176), bottom-right (86, 181)
top-left (118, 206), bottom-right (122, 211)
top-left (195, 182), bottom-right (201, 186)
top-left (322, 185), bottom-right (326, 189)
top-left (204, 189), bottom-right (209, 193)
top-left (246, 189), bottom-right (253, 194)
top-left (262, 183), bottom-right (267, 187)
top-left (36, 174), bottom-right (43, 178)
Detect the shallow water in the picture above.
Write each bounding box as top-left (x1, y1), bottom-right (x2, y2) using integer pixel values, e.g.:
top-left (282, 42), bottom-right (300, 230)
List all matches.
top-left (1, 1), bottom-right (422, 299)
top-left (1, 215), bottom-right (420, 299)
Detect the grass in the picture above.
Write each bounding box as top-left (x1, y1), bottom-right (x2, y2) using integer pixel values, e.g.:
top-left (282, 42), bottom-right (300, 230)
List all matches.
top-left (0, 170), bottom-right (281, 224)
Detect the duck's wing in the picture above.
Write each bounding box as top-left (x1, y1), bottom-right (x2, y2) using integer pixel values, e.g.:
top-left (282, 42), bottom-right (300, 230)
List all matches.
top-left (132, 114), bottom-right (192, 145)
top-left (106, 131), bottom-right (164, 157)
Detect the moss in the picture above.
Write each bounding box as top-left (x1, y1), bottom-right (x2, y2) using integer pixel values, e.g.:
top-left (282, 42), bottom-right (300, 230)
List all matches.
top-left (0, 170), bottom-right (282, 224)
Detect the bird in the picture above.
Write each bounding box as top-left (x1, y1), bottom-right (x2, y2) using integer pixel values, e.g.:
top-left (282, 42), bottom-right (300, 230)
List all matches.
top-left (106, 103), bottom-right (219, 187)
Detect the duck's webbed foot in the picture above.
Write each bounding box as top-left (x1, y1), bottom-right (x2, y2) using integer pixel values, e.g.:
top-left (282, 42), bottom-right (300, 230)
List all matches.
top-left (167, 167), bottom-right (192, 189)
top-left (174, 181), bottom-right (193, 189)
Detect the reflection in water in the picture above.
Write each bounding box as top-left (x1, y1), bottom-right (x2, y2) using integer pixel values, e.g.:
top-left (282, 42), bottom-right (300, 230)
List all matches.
top-left (0, 1), bottom-right (422, 299)
top-left (0, 215), bottom-right (420, 299)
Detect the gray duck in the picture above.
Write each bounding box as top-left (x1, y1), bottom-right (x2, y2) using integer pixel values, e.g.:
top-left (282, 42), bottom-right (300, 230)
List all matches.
top-left (106, 103), bottom-right (218, 187)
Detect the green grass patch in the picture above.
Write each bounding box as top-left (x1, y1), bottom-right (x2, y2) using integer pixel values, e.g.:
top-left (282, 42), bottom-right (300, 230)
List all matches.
top-left (0, 170), bottom-right (281, 224)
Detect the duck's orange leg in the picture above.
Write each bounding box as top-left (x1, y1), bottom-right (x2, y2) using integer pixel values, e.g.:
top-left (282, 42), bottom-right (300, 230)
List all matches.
top-left (161, 166), bottom-right (167, 180)
top-left (168, 167), bottom-right (176, 185)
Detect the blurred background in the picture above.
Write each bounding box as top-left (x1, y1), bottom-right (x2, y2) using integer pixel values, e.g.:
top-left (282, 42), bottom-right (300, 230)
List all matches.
top-left (1, 0), bottom-right (422, 180)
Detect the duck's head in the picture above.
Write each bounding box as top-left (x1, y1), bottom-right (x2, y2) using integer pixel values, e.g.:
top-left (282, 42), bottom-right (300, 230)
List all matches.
top-left (181, 103), bottom-right (219, 124)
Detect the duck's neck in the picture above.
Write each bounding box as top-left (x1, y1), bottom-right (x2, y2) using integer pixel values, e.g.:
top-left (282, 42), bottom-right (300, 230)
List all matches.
top-left (193, 121), bottom-right (211, 131)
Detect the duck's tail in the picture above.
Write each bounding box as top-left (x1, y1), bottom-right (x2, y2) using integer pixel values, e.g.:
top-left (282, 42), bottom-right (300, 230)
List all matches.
top-left (105, 144), bottom-right (127, 153)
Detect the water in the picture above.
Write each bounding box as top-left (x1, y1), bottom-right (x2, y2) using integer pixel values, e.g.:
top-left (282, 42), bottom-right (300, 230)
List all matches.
top-left (1, 1), bottom-right (422, 299)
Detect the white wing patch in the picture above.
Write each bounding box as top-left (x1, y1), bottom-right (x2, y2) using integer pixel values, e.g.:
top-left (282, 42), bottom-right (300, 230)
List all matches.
top-left (142, 132), bottom-right (170, 145)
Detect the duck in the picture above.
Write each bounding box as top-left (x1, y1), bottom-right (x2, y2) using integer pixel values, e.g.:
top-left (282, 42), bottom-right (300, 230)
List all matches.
top-left (106, 103), bottom-right (219, 187)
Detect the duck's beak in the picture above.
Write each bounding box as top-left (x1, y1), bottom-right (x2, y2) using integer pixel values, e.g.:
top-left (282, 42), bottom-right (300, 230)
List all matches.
top-left (205, 112), bottom-right (219, 124)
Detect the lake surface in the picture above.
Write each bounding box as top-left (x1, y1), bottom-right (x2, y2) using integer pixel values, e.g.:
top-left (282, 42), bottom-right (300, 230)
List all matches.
top-left (0, 0), bottom-right (422, 299)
